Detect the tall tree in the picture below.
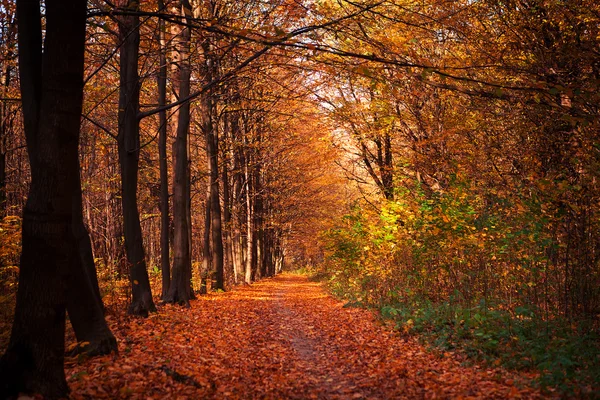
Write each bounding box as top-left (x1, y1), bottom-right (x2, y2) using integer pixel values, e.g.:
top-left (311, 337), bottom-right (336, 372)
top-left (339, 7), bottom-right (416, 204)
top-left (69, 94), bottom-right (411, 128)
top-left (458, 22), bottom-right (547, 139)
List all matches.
top-left (0, 0), bottom-right (115, 397)
top-left (166, 0), bottom-right (194, 305)
top-left (116, 0), bottom-right (156, 316)
top-left (157, 0), bottom-right (171, 300)
top-left (200, 35), bottom-right (225, 291)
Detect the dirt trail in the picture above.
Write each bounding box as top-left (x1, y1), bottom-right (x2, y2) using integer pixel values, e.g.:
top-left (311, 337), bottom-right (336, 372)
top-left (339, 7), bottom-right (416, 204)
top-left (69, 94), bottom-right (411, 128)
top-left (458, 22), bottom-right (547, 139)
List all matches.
top-left (66, 274), bottom-right (542, 399)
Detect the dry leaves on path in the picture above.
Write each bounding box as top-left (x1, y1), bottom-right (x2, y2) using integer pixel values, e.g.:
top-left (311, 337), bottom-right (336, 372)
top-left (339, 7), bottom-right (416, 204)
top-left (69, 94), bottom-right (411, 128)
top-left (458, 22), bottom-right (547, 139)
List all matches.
top-left (66, 273), bottom-right (545, 399)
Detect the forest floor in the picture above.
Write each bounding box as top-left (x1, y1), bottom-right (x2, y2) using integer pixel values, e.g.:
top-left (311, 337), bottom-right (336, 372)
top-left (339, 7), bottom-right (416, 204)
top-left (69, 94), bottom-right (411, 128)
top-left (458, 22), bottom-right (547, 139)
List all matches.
top-left (63, 273), bottom-right (548, 399)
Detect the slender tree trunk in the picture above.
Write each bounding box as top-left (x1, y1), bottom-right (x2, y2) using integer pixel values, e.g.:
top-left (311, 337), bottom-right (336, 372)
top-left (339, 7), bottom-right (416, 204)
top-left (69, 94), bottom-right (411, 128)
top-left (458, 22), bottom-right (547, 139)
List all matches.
top-left (0, 72), bottom-right (10, 217)
top-left (117, 0), bottom-right (156, 316)
top-left (200, 36), bottom-right (224, 291)
top-left (0, 11), bottom-right (14, 218)
top-left (208, 126), bottom-right (224, 290)
top-left (166, 0), bottom-right (193, 305)
top-left (186, 147), bottom-right (195, 298)
top-left (254, 151), bottom-right (264, 279)
top-left (157, 0), bottom-right (171, 300)
top-left (0, 109), bottom-right (7, 217)
top-left (244, 147), bottom-right (253, 284)
top-left (67, 180), bottom-right (117, 356)
top-left (222, 129), bottom-right (233, 286)
top-left (381, 131), bottom-right (394, 200)
top-left (230, 115), bottom-right (244, 283)
top-left (202, 185), bottom-right (211, 282)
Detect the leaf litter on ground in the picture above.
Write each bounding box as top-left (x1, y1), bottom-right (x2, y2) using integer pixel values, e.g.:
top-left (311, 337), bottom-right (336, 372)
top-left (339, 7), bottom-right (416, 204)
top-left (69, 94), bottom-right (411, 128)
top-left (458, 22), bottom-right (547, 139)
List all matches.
top-left (65, 273), bottom-right (548, 399)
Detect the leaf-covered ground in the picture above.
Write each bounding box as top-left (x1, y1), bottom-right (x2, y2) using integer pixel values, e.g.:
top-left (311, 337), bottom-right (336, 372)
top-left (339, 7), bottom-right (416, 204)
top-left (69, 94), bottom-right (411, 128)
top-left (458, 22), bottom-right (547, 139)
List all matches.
top-left (65, 274), bottom-right (546, 399)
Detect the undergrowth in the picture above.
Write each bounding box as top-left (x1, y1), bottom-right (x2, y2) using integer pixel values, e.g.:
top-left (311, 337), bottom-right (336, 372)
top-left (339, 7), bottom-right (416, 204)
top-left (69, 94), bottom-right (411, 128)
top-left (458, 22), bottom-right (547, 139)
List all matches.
top-left (378, 300), bottom-right (600, 396)
top-left (318, 182), bottom-right (600, 397)
top-left (319, 270), bottom-right (600, 396)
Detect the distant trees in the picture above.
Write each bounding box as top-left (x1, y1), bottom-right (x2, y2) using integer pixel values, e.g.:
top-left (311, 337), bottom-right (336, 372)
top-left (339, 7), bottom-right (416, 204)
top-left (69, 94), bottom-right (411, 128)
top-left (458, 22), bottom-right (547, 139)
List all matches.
top-left (0, 0), bottom-right (18, 218)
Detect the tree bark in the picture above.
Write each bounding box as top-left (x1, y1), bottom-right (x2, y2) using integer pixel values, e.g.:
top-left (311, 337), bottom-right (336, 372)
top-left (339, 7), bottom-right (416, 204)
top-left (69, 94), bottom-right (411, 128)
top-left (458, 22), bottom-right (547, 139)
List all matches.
top-left (166, 0), bottom-right (193, 305)
top-left (0, 4), bottom-right (15, 218)
top-left (202, 185), bottom-right (211, 282)
top-left (67, 187), bottom-right (117, 356)
top-left (0, 69), bottom-right (11, 218)
top-left (208, 123), bottom-right (224, 290)
top-left (253, 140), bottom-right (264, 279)
top-left (231, 123), bottom-right (244, 283)
top-left (243, 142), bottom-right (253, 284)
top-left (221, 121), bottom-right (233, 286)
top-left (200, 34), bottom-right (224, 291)
top-left (157, 0), bottom-right (171, 300)
top-left (117, 0), bottom-right (156, 316)
top-left (0, 110), bottom-right (7, 218)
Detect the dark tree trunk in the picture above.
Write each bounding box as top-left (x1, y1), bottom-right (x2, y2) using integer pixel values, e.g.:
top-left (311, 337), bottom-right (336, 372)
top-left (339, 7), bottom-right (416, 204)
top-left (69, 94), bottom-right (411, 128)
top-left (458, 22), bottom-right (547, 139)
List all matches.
top-left (221, 124), bottom-right (233, 286)
top-left (208, 126), bottom-right (224, 290)
top-left (0, 0), bottom-right (117, 397)
top-left (166, 0), bottom-right (193, 305)
top-left (375, 131), bottom-right (394, 200)
top-left (0, 9), bottom-right (14, 218)
top-left (0, 77), bottom-right (9, 218)
top-left (202, 185), bottom-right (212, 281)
top-left (231, 122), bottom-right (244, 282)
top-left (200, 34), bottom-right (224, 291)
top-left (186, 150), bottom-right (195, 299)
top-left (254, 148), bottom-right (264, 279)
top-left (0, 112), bottom-right (7, 217)
top-left (157, 0), bottom-right (171, 300)
top-left (382, 130), bottom-right (393, 198)
top-left (67, 188), bottom-right (117, 356)
top-left (117, 0), bottom-right (156, 316)
top-left (243, 144), bottom-right (253, 284)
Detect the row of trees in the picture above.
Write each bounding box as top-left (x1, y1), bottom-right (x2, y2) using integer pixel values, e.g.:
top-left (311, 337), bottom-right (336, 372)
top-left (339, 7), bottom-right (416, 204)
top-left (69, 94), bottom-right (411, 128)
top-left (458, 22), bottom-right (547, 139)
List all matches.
top-left (0, 0), bottom-right (349, 397)
top-left (1, 0), bottom-right (350, 303)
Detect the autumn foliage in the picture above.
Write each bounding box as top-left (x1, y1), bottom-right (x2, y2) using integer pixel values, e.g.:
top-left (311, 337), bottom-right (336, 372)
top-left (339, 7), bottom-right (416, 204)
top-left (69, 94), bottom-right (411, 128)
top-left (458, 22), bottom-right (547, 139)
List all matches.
top-left (1, 0), bottom-right (600, 397)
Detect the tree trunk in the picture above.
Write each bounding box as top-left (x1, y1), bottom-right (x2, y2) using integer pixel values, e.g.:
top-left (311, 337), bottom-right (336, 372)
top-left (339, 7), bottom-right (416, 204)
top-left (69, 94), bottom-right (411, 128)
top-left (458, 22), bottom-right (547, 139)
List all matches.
top-left (382, 130), bottom-right (393, 199)
top-left (186, 147), bottom-right (195, 299)
top-left (254, 147), bottom-right (264, 279)
top-left (117, 0), bottom-right (156, 316)
top-left (221, 128), bottom-right (233, 286)
top-left (202, 185), bottom-right (211, 282)
top-left (157, 0), bottom-right (171, 300)
top-left (0, 112), bottom-right (7, 217)
top-left (0, 0), bottom-right (115, 397)
top-left (200, 35), bottom-right (224, 291)
top-left (232, 128), bottom-right (244, 283)
top-left (208, 126), bottom-right (224, 290)
top-left (0, 9), bottom-right (14, 218)
top-left (166, 0), bottom-right (193, 305)
top-left (0, 76), bottom-right (10, 218)
top-left (67, 186), bottom-right (117, 356)
top-left (243, 145), bottom-right (253, 284)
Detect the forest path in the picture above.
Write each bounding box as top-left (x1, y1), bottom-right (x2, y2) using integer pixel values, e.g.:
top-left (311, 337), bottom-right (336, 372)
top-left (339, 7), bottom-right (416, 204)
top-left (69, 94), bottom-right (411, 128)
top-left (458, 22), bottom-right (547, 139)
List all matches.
top-left (66, 274), bottom-right (542, 399)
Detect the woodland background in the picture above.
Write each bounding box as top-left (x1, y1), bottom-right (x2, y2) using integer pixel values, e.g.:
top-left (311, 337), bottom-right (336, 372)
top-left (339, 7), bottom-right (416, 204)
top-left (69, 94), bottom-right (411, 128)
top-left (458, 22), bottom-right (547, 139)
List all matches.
top-left (1, 0), bottom-right (600, 395)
